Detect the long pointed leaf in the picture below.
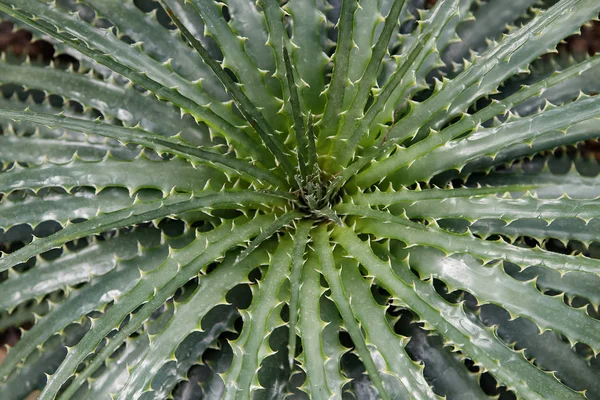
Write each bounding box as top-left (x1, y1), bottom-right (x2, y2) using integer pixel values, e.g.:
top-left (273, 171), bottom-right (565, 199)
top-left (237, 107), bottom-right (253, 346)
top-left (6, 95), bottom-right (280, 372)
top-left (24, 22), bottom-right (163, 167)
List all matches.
top-left (221, 234), bottom-right (293, 400)
top-left (115, 248), bottom-right (269, 400)
top-left (339, 257), bottom-right (437, 399)
top-left (407, 246), bottom-right (600, 352)
top-left (317, 0), bottom-right (358, 145)
top-left (157, 0), bottom-right (296, 182)
top-left (287, 220), bottom-right (312, 370)
top-left (355, 54), bottom-right (600, 188)
top-left (42, 214), bottom-right (276, 400)
top-left (0, 1), bottom-right (269, 165)
top-left (337, 205), bottom-right (600, 274)
top-left (334, 225), bottom-right (583, 400)
top-left (387, 0), bottom-right (600, 142)
top-left (0, 191), bottom-right (287, 274)
top-left (0, 107), bottom-right (285, 188)
top-left (312, 225), bottom-right (391, 400)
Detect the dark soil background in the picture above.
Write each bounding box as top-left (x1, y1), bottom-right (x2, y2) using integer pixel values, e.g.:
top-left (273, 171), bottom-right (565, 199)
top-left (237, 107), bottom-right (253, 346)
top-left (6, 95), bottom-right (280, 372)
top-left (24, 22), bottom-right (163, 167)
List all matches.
top-left (0, 21), bottom-right (54, 61)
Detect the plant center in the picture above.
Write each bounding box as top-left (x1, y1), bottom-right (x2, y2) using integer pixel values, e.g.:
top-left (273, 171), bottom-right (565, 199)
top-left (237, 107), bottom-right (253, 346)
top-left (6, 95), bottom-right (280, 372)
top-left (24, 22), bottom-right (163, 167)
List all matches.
top-left (293, 171), bottom-right (344, 224)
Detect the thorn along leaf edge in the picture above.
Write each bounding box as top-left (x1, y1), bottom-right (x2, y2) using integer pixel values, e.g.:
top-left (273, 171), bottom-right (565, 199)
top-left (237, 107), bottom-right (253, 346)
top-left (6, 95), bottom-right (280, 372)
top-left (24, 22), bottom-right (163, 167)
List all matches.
top-left (0, 0), bottom-right (599, 399)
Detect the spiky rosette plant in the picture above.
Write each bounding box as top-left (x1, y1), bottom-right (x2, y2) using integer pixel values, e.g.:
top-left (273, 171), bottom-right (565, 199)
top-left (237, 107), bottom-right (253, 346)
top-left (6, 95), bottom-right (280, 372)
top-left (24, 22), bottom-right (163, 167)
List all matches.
top-left (0, 0), bottom-right (600, 398)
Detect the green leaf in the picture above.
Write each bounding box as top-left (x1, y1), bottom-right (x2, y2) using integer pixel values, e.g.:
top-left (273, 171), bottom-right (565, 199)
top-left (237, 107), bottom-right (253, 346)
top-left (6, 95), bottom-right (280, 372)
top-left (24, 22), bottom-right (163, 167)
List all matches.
top-left (284, 0), bottom-right (329, 114)
top-left (0, 300), bottom-right (47, 332)
top-left (351, 57), bottom-right (600, 187)
top-left (0, 223), bottom-right (154, 311)
top-left (338, 205), bottom-right (600, 274)
top-left (322, 0), bottom-right (473, 190)
top-left (235, 210), bottom-right (303, 264)
top-left (0, 107), bottom-right (285, 188)
top-left (339, 0), bottom-right (472, 159)
top-left (0, 0), bottom-right (233, 117)
top-left (182, 0), bottom-right (287, 130)
top-left (0, 188), bottom-right (135, 231)
top-left (221, 234), bottom-right (293, 400)
top-left (0, 130), bottom-right (138, 164)
top-left (286, 220), bottom-right (312, 370)
top-left (317, 0), bottom-right (358, 146)
top-left (333, 225), bottom-right (584, 400)
top-left (391, 194), bottom-right (600, 226)
top-left (368, 0), bottom-right (474, 132)
top-left (351, 184), bottom-right (540, 205)
top-left (510, 55), bottom-right (600, 116)
top-left (403, 324), bottom-right (486, 399)
top-left (157, 0), bottom-right (296, 182)
top-left (387, 0), bottom-right (600, 141)
top-left (42, 214), bottom-right (276, 400)
top-left (466, 140), bottom-right (600, 189)
top-left (343, 0), bottom-right (406, 118)
top-left (297, 253), bottom-right (347, 399)
top-left (1, 323), bottom-right (88, 400)
top-left (342, 0), bottom-right (401, 110)
top-left (0, 191), bottom-right (287, 274)
top-left (444, 0), bottom-right (538, 64)
top-left (338, 257), bottom-right (437, 399)
top-left (480, 305), bottom-right (600, 396)
top-left (312, 225), bottom-right (391, 400)
top-left (158, 0), bottom-right (223, 61)
top-left (406, 246), bottom-right (600, 352)
top-left (470, 164), bottom-right (600, 199)
top-left (513, 265), bottom-right (600, 307)
top-left (326, 0), bottom-right (413, 167)
top-left (0, 58), bottom-right (210, 140)
top-left (83, 333), bottom-right (151, 399)
top-left (226, 0), bottom-right (275, 74)
top-left (0, 156), bottom-right (227, 195)
top-left (146, 306), bottom-right (239, 399)
top-left (115, 247), bottom-right (270, 400)
top-left (397, 94), bottom-right (600, 186)
top-left (0, 243), bottom-right (169, 383)
top-left (255, 0), bottom-right (290, 103)
top-left (442, 217), bottom-right (600, 246)
top-left (353, 53), bottom-right (600, 188)
top-left (82, 0), bottom-right (226, 99)
top-left (0, 1), bottom-right (268, 164)
top-left (355, 186), bottom-right (600, 245)
top-left (282, 46), bottom-right (317, 183)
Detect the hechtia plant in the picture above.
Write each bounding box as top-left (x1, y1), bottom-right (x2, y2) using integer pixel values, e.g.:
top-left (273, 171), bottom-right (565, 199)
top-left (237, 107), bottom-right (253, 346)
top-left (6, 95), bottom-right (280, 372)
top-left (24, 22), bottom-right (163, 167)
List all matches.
top-left (2, 0), bottom-right (600, 398)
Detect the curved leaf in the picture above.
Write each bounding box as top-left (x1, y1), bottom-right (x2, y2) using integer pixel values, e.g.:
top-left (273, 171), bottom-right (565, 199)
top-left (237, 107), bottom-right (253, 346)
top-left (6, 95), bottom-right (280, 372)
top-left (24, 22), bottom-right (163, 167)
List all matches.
top-left (41, 214), bottom-right (277, 399)
top-left (317, 0), bottom-right (358, 144)
top-left (116, 247), bottom-right (269, 400)
top-left (0, 61), bottom-right (206, 139)
top-left (82, 0), bottom-right (226, 99)
top-left (313, 225), bottom-right (391, 400)
top-left (297, 253), bottom-right (347, 399)
top-left (338, 205), bottom-right (600, 274)
top-left (0, 1), bottom-right (267, 163)
top-left (0, 156), bottom-right (227, 195)
top-left (0, 107), bottom-right (285, 188)
top-left (388, 0), bottom-right (600, 141)
top-left (334, 225), bottom-right (584, 400)
top-left (221, 234), bottom-right (292, 400)
top-left (0, 191), bottom-right (288, 274)
top-left (406, 246), bottom-right (600, 351)
top-left (339, 257), bottom-right (437, 399)
top-left (0, 224), bottom-right (156, 311)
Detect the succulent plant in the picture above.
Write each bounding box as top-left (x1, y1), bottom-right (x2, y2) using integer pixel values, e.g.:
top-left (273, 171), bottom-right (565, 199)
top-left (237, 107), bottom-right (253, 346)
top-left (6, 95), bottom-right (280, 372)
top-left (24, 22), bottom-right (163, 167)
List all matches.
top-left (0, 0), bottom-right (600, 398)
